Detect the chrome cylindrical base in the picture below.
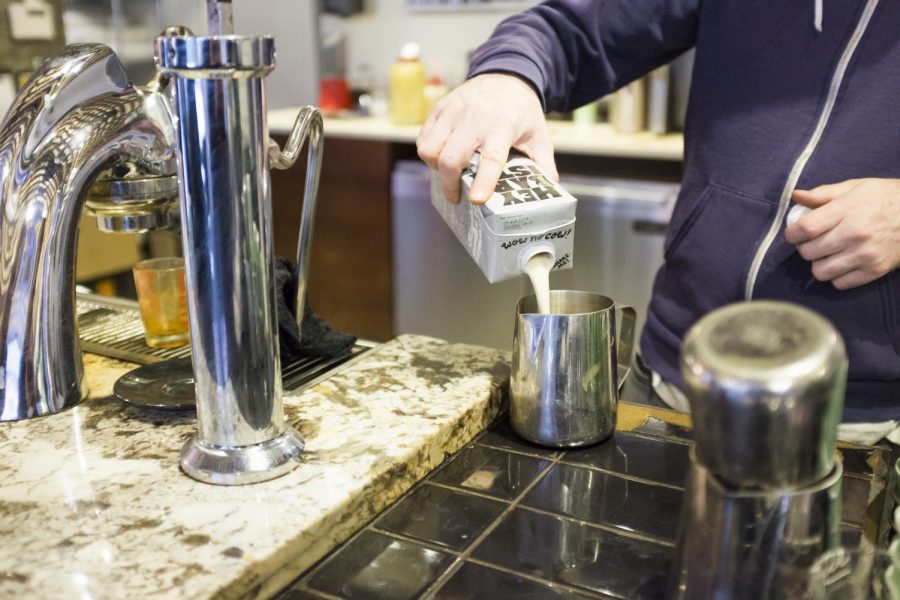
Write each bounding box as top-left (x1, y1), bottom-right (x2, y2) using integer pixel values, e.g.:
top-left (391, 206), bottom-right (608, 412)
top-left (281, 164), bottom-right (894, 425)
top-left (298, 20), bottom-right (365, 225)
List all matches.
top-left (179, 426), bottom-right (304, 485)
top-left (158, 33), bottom-right (300, 486)
top-left (668, 450), bottom-right (843, 600)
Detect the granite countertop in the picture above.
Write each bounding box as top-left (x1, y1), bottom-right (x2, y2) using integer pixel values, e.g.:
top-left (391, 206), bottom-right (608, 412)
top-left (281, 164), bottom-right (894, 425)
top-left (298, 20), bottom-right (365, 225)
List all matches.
top-left (0, 335), bottom-right (508, 600)
top-left (267, 110), bottom-right (685, 161)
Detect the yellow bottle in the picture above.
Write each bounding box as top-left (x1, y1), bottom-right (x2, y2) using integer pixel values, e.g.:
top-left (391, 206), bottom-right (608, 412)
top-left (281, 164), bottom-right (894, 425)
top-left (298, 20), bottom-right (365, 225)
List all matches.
top-left (389, 42), bottom-right (427, 125)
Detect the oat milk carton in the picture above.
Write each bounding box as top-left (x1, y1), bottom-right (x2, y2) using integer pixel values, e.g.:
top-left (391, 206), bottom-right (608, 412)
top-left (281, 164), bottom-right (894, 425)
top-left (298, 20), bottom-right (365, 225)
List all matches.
top-left (431, 153), bottom-right (576, 283)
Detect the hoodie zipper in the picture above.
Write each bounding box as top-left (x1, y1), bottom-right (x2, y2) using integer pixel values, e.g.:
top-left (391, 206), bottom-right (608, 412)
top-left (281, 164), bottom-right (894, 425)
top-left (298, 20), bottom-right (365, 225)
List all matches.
top-left (744, 0), bottom-right (879, 300)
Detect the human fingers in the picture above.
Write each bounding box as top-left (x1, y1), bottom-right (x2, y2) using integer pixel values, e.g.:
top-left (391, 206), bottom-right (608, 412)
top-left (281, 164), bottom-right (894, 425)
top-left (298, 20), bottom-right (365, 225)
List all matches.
top-left (791, 179), bottom-right (861, 208)
top-left (437, 133), bottom-right (479, 204)
top-left (831, 269), bottom-right (878, 290)
top-left (469, 134), bottom-right (514, 204)
top-left (809, 251), bottom-right (857, 283)
top-left (788, 180), bottom-right (861, 243)
top-left (784, 199), bottom-right (844, 245)
top-left (797, 177), bottom-right (900, 286)
top-left (795, 228), bottom-right (848, 261)
top-left (417, 102), bottom-right (454, 170)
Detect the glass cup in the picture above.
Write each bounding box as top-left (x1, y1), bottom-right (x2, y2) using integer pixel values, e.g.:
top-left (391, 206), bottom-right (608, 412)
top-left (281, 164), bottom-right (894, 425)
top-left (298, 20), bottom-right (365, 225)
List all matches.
top-left (132, 257), bottom-right (190, 348)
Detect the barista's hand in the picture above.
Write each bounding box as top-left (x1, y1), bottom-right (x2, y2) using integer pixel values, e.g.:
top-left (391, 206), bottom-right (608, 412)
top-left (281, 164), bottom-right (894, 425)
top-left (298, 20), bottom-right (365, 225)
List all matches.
top-left (416, 73), bottom-right (558, 205)
top-left (785, 178), bottom-right (900, 289)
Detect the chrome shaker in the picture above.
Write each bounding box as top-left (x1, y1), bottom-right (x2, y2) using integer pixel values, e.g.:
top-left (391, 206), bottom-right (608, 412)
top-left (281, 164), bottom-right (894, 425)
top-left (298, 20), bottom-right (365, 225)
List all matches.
top-left (669, 301), bottom-right (847, 599)
top-left (510, 290), bottom-right (636, 447)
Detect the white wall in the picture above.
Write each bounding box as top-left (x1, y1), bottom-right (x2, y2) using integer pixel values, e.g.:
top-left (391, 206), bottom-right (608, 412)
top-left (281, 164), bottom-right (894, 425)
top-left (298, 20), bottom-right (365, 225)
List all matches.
top-left (157, 0), bottom-right (320, 109)
top-left (340, 1), bottom-right (523, 91)
top-left (68, 1), bottom-right (521, 108)
top-left (233, 0), bottom-right (319, 109)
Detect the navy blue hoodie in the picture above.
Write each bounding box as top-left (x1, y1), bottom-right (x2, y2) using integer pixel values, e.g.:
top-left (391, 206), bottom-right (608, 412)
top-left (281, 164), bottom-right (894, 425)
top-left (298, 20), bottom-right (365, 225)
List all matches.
top-left (468, 0), bottom-right (900, 422)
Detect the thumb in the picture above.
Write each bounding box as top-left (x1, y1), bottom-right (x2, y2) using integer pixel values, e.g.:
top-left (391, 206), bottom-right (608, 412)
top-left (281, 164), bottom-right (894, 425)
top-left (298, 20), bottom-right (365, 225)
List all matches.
top-left (792, 179), bottom-right (860, 208)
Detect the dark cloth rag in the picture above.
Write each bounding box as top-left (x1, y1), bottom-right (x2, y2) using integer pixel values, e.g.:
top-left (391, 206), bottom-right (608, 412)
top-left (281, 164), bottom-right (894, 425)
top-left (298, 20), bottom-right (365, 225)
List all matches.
top-left (274, 257), bottom-right (357, 363)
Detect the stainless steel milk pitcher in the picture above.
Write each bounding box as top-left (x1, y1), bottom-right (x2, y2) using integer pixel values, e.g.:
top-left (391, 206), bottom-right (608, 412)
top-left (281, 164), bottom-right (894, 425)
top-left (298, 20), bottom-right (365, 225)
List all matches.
top-left (510, 290), bottom-right (636, 447)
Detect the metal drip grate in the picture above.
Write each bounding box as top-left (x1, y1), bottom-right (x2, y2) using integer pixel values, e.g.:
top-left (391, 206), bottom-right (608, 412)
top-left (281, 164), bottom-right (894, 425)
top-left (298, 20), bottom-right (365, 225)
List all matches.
top-left (77, 295), bottom-right (193, 364)
top-left (76, 293), bottom-right (377, 392)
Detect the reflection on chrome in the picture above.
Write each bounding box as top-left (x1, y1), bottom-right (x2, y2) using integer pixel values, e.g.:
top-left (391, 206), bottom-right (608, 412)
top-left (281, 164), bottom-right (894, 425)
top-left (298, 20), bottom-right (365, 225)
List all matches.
top-left (0, 27), bottom-right (324, 487)
top-left (0, 43), bottom-right (178, 422)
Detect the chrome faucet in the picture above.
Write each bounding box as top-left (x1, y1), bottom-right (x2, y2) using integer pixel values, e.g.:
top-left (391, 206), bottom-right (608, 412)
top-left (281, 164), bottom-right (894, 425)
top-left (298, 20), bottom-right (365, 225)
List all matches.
top-left (0, 43), bottom-right (179, 421)
top-left (0, 28), bottom-right (324, 486)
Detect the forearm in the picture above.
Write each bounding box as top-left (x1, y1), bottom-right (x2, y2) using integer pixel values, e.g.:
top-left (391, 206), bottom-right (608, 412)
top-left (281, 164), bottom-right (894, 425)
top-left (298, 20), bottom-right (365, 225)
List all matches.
top-left (468, 0), bottom-right (700, 113)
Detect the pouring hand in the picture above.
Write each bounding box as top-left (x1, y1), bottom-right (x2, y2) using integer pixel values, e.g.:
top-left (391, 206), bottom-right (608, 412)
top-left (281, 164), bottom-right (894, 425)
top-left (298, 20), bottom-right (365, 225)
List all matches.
top-left (416, 73), bottom-right (558, 205)
top-left (785, 178), bottom-right (900, 289)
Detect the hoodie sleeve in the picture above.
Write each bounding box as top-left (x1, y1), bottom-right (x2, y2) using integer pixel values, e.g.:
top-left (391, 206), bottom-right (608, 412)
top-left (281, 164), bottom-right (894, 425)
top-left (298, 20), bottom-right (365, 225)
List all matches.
top-left (468, 0), bottom-right (700, 113)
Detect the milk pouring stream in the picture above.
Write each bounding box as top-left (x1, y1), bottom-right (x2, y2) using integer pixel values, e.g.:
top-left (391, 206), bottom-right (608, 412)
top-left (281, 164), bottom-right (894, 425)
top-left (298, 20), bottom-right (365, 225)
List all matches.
top-left (525, 252), bottom-right (552, 314)
top-left (431, 153), bottom-right (577, 294)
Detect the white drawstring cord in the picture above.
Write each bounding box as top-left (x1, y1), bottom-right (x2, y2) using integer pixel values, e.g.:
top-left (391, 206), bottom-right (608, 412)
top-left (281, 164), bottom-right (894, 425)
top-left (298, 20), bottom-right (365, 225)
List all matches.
top-left (815, 0), bottom-right (824, 31)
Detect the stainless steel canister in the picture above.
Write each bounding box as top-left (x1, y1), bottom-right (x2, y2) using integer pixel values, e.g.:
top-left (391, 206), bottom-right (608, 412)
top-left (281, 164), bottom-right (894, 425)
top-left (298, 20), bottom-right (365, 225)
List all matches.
top-left (668, 449), bottom-right (843, 600)
top-left (510, 290), bottom-right (636, 447)
top-left (681, 301), bottom-right (847, 490)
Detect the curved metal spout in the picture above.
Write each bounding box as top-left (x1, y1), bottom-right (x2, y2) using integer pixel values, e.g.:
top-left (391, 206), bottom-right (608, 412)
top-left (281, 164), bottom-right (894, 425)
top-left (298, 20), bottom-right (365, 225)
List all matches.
top-left (0, 44), bottom-right (178, 421)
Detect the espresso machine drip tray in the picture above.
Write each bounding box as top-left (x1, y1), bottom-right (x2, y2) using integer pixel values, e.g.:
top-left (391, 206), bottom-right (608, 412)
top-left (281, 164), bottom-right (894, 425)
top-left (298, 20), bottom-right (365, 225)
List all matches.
top-left (76, 292), bottom-right (377, 393)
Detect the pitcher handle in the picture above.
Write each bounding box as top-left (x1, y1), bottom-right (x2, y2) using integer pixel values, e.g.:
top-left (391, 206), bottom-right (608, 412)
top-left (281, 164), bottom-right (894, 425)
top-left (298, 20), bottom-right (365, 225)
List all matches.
top-left (615, 304), bottom-right (637, 391)
top-left (267, 105), bottom-right (324, 325)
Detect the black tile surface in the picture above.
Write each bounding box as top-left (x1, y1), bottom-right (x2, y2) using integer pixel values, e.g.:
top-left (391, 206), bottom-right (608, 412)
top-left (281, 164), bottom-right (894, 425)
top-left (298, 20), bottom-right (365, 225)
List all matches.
top-left (562, 432), bottom-right (691, 488)
top-left (374, 483), bottom-right (507, 551)
top-left (430, 444), bottom-right (551, 500)
top-left (841, 475), bottom-right (872, 527)
top-left (432, 561), bottom-right (597, 600)
top-left (303, 530), bottom-right (453, 600)
top-left (471, 508), bottom-right (671, 599)
top-left (277, 403), bottom-right (889, 600)
top-left (523, 463), bottom-right (682, 542)
top-left (477, 417), bottom-right (563, 458)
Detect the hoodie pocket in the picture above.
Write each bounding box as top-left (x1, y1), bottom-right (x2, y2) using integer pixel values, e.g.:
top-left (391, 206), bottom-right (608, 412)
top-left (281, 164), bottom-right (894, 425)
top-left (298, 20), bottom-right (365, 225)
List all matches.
top-left (662, 182), bottom-right (776, 309)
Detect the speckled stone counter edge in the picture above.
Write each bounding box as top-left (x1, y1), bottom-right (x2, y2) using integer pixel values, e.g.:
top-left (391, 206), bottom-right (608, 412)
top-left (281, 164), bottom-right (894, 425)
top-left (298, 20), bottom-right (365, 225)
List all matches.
top-left (0, 334), bottom-right (509, 600)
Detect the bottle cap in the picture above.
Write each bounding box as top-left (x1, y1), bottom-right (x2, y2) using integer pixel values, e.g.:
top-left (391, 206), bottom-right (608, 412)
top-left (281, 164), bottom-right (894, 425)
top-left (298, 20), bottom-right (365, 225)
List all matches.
top-left (398, 42), bottom-right (420, 61)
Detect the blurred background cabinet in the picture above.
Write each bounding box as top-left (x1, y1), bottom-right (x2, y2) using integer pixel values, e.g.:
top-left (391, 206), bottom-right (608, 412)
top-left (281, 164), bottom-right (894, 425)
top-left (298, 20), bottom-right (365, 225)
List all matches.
top-left (269, 137), bottom-right (420, 342)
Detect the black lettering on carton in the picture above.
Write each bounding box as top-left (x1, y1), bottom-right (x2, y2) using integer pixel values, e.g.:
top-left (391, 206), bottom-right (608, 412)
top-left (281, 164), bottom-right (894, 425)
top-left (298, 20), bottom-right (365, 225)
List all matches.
top-left (525, 174), bottom-right (554, 188)
top-left (501, 238), bottom-right (528, 250)
top-left (494, 178), bottom-right (516, 193)
top-left (504, 164), bottom-right (536, 177)
top-left (500, 189), bottom-right (538, 205)
top-left (530, 184), bottom-right (559, 201)
top-left (498, 176), bottom-right (532, 191)
top-left (553, 253), bottom-right (571, 269)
